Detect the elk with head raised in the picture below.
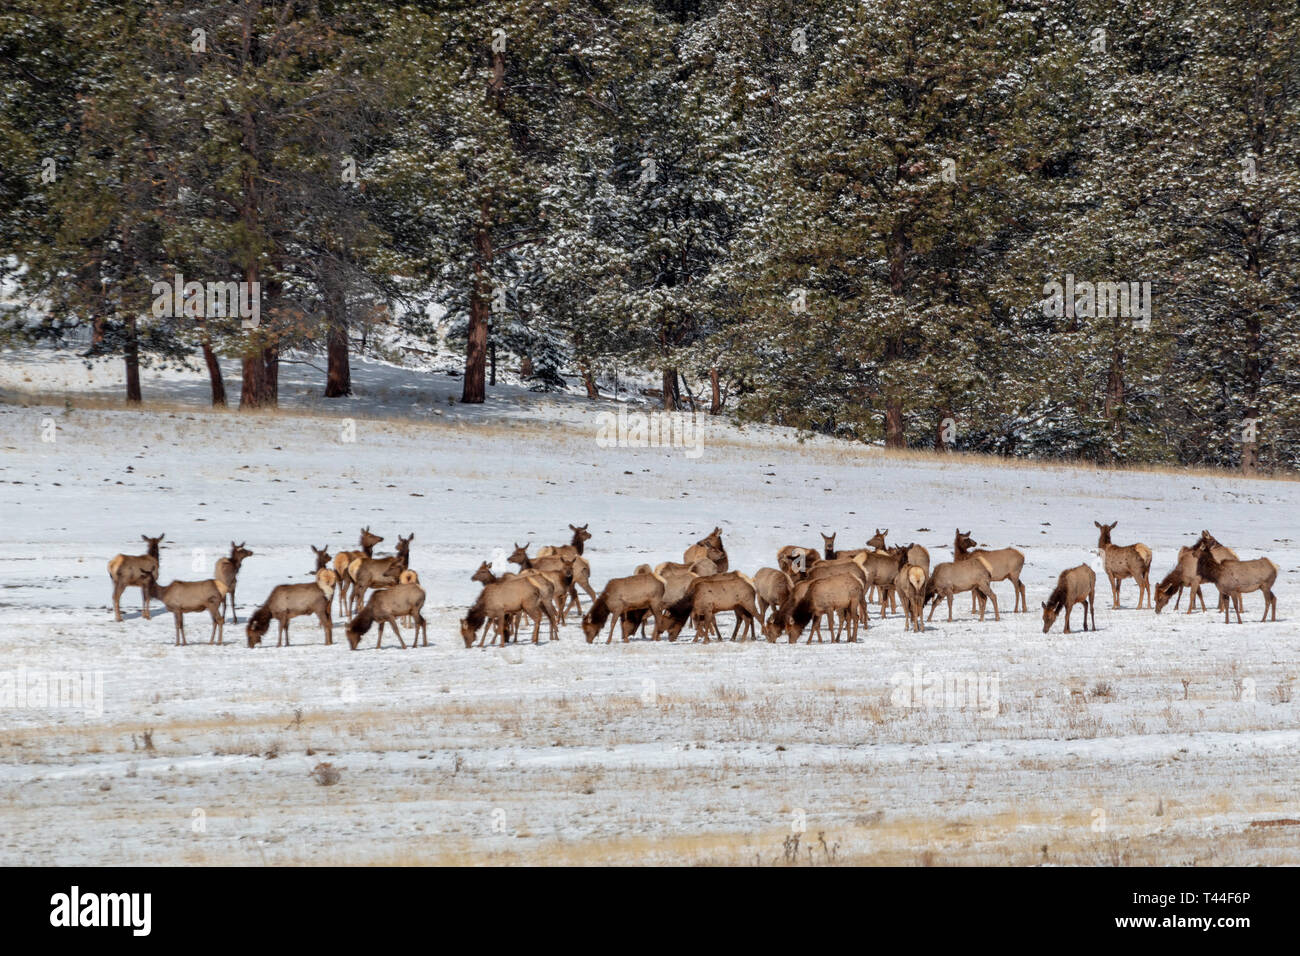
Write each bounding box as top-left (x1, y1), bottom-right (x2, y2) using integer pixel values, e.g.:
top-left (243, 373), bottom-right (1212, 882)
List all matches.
top-left (142, 570), bottom-right (228, 645)
top-left (332, 527), bottom-right (383, 616)
top-left (246, 569), bottom-right (337, 647)
top-left (507, 543), bottom-right (581, 615)
top-left (347, 581), bottom-right (428, 649)
top-left (1192, 532), bottom-right (1278, 624)
top-left (310, 545), bottom-right (332, 574)
top-left (108, 533), bottom-right (165, 621)
top-left (954, 530), bottom-right (1026, 613)
top-left (1153, 535), bottom-right (1237, 614)
top-left (348, 533), bottom-right (413, 616)
top-left (537, 524), bottom-right (598, 610)
top-left (213, 541), bottom-right (254, 624)
top-left (1094, 521), bottom-right (1153, 609)
top-left (684, 527), bottom-right (728, 573)
top-left (1041, 565), bottom-right (1096, 634)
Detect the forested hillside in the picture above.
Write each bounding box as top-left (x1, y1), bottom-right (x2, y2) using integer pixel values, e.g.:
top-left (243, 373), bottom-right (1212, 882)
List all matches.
top-left (2, 0), bottom-right (1296, 469)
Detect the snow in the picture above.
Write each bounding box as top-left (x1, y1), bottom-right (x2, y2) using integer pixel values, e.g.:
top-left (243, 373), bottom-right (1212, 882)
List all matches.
top-left (0, 345), bottom-right (1298, 865)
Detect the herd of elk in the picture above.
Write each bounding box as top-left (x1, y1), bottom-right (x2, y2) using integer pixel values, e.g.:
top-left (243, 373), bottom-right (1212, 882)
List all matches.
top-left (107, 518), bottom-right (1283, 651)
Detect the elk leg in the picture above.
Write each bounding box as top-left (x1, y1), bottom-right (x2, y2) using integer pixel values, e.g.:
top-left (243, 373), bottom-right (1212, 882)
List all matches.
top-left (112, 581), bottom-right (125, 621)
top-left (229, 587), bottom-right (238, 624)
top-left (141, 584), bottom-right (152, 621)
top-left (1173, 587), bottom-right (1182, 610)
top-left (1063, 603), bottom-right (1072, 634)
top-left (392, 620), bottom-right (407, 649)
top-left (946, 594), bottom-right (954, 622)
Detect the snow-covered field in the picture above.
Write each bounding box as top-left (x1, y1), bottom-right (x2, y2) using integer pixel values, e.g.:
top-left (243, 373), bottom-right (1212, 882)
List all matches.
top-left (1, 347), bottom-right (1298, 865)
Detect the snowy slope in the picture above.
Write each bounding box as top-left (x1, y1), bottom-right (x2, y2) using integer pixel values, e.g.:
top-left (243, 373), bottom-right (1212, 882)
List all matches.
top-left (0, 346), bottom-right (1297, 865)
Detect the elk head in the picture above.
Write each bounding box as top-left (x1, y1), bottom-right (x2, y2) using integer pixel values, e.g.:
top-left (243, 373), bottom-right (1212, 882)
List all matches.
top-left (142, 533), bottom-right (165, 558)
top-left (1040, 600), bottom-right (1059, 633)
top-left (867, 529), bottom-right (887, 551)
top-left (310, 545), bottom-right (331, 572)
top-left (1094, 520), bottom-right (1116, 547)
top-left (569, 523), bottom-right (592, 545)
top-left (507, 542), bottom-right (531, 567)
top-left (471, 561), bottom-right (496, 585)
top-left (229, 541), bottom-right (253, 568)
top-left (820, 532), bottom-right (836, 558)
top-left (360, 526), bottom-right (384, 552)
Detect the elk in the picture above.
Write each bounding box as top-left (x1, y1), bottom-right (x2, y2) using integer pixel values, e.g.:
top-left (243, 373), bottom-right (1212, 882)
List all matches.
top-left (684, 527), bottom-right (728, 573)
top-left (776, 545), bottom-right (819, 576)
top-left (471, 562), bottom-right (564, 640)
top-left (347, 582), bottom-right (428, 649)
top-left (348, 533), bottom-right (413, 616)
top-left (806, 554), bottom-right (873, 626)
top-left (332, 527), bottom-right (383, 616)
top-left (892, 564), bottom-right (928, 633)
top-left (310, 545), bottom-right (332, 574)
top-left (1193, 533), bottom-right (1278, 624)
top-left (108, 533), bottom-right (165, 621)
top-left (765, 574), bottom-right (865, 644)
top-left (213, 541), bottom-right (254, 623)
top-left (753, 567), bottom-right (795, 625)
top-left (862, 547), bottom-right (909, 615)
top-left (142, 570), bottom-right (227, 645)
top-left (655, 557), bottom-right (720, 577)
top-left (654, 573), bottom-right (756, 642)
top-left (862, 532), bottom-right (928, 603)
top-left (1094, 521), bottom-right (1153, 609)
top-left (246, 569), bottom-right (337, 647)
top-left (954, 530), bottom-right (1026, 613)
top-left (924, 555), bottom-right (999, 622)
top-left (582, 573), bottom-right (666, 644)
top-left (507, 543), bottom-right (581, 615)
top-left (1041, 565), bottom-right (1096, 634)
top-left (461, 577), bottom-right (557, 648)
top-left (1154, 546), bottom-right (1214, 614)
top-left (819, 532), bottom-right (872, 563)
top-left (537, 524), bottom-right (598, 609)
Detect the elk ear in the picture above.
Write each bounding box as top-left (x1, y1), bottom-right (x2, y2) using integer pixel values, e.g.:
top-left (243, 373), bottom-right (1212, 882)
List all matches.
top-left (1093, 520), bottom-right (1101, 528)
top-left (1040, 601), bottom-right (1046, 609)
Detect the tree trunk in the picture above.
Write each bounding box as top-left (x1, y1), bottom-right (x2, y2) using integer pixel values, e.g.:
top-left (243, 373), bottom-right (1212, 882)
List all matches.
top-left (884, 397), bottom-right (905, 448)
top-left (325, 321), bottom-right (351, 397)
top-left (934, 407), bottom-right (953, 451)
top-left (709, 367), bottom-right (721, 415)
top-left (661, 367), bottom-right (680, 412)
top-left (490, 339), bottom-right (497, 386)
top-left (580, 365), bottom-right (599, 399)
top-left (199, 323), bottom-right (227, 407)
top-left (462, 196), bottom-right (492, 404)
top-left (124, 316), bottom-right (141, 403)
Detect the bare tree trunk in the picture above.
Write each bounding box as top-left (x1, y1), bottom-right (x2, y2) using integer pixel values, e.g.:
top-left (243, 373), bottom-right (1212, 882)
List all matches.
top-left (124, 315), bottom-right (141, 403)
top-left (199, 321), bottom-right (227, 407)
top-left (662, 367), bottom-right (680, 412)
top-left (490, 339), bottom-right (497, 386)
top-left (885, 398), bottom-right (905, 448)
top-left (709, 367), bottom-right (721, 415)
top-left (325, 321), bottom-right (351, 397)
top-left (580, 365), bottom-right (599, 399)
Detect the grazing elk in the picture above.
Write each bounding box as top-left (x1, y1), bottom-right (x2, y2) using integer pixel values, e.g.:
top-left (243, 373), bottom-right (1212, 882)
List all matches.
top-left (925, 555), bottom-right (1000, 622)
top-left (214, 541), bottom-right (254, 623)
top-left (582, 573), bottom-right (667, 644)
top-left (954, 530), bottom-right (1026, 613)
top-left (657, 573), bottom-right (759, 642)
top-left (1094, 521), bottom-right (1153, 609)
top-left (1041, 565), bottom-right (1097, 634)
top-left (753, 567), bottom-right (795, 625)
top-left (108, 533), bottom-right (165, 621)
top-left (1154, 546), bottom-right (1213, 614)
top-left (805, 554), bottom-right (874, 626)
top-left (765, 574), bottom-right (865, 643)
top-left (684, 527), bottom-right (728, 573)
top-left (246, 569), bottom-right (337, 647)
top-left (892, 564), bottom-right (929, 633)
top-left (347, 582), bottom-right (428, 650)
top-left (461, 577), bottom-right (557, 647)
top-left (333, 527), bottom-right (383, 616)
top-left (1192, 533), bottom-right (1278, 624)
top-left (142, 570), bottom-right (228, 645)
top-left (472, 562), bottom-right (564, 640)
top-left (348, 533), bottom-right (413, 615)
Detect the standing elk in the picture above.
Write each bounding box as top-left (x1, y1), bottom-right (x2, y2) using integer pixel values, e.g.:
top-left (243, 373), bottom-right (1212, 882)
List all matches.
top-left (462, 577), bottom-right (558, 648)
top-left (472, 562), bottom-right (564, 640)
top-left (753, 567), bottom-right (795, 625)
top-left (582, 573), bottom-right (667, 644)
top-left (347, 582), bottom-right (428, 649)
top-left (924, 555), bottom-right (1000, 622)
top-left (657, 573), bottom-right (758, 642)
top-left (892, 564), bottom-right (928, 633)
top-left (1041, 565), bottom-right (1097, 634)
top-left (765, 574), bottom-right (865, 643)
top-left (776, 545), bottom-right (819, 576)
top-left (142, 570), bottom-right (228, 645)
top-left (954, 530), bottom-right (1026, 613)
top-left (214, 541), bottom-right (253, 624)
top-left (1095, 521), bottom-right (1153, 609)
top-left (537, 524), bottom-right (598, 610)
top-left (333, 527), bottom-right (383, 616)
top-left (507, 543), bottom-right (583, 615)
top-left (684, 527), bottom-right (728, 573)
top-left (108, 533), bottom-right (165, 621)
top-left (1154, 545), bottom-right (1217, 614)
top-left (348, 533), bottom-right (413, 615)
top-left (1192, 533), bottom-right (1278, 624)
top-left (246, 569), bottom-right (337, 647)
